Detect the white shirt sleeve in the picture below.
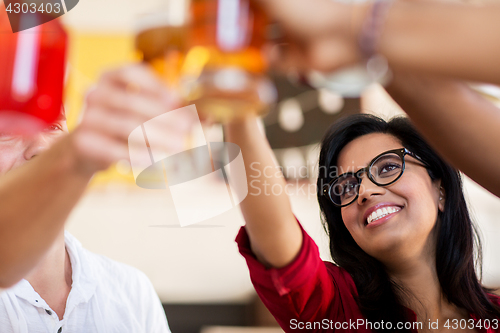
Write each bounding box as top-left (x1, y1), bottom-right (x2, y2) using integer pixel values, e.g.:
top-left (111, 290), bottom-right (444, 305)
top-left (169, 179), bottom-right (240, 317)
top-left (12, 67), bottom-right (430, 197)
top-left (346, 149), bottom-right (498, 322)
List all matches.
top-left (138, 273), bottom-right (171, 333)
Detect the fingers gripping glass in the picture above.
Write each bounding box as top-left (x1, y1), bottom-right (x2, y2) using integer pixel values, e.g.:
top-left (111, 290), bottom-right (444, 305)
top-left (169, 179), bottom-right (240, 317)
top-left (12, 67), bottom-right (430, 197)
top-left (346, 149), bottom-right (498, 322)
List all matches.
top-left (323, 148), bottom-right (429, 207)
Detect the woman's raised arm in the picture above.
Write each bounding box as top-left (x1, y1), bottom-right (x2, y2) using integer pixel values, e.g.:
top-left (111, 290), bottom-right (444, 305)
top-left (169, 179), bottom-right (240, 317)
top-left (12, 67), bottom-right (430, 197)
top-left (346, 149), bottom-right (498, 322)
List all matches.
top-left (385, 72), bottom-right (500, 198)
top-left (225, 117), bottom-right (302, 268)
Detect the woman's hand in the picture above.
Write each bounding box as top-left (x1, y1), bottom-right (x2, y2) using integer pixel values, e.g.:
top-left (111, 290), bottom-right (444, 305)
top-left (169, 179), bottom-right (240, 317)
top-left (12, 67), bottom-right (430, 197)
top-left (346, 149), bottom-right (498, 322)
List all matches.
top-left (257, 0), bottom-right (366, 74)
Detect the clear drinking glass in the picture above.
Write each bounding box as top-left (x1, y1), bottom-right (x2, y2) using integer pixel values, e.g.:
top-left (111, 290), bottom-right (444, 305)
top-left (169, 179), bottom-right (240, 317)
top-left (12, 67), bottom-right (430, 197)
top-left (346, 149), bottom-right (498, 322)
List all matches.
top-left (308, 57), bottom-right (391, 98)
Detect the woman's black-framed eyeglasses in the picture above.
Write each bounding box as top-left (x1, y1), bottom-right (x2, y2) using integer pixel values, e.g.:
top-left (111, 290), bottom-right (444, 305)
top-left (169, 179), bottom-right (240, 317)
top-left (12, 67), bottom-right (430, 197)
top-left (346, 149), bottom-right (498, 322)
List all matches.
top-left (322, 148), bottom-right (430, 207)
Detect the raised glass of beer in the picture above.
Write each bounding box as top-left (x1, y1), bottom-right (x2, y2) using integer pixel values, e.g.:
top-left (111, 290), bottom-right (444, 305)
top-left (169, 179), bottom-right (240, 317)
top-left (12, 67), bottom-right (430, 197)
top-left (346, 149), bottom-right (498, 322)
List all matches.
top-left (135, 1), bottom-right (190, 89)
top-left (183, 0), bottom-right (276, 123)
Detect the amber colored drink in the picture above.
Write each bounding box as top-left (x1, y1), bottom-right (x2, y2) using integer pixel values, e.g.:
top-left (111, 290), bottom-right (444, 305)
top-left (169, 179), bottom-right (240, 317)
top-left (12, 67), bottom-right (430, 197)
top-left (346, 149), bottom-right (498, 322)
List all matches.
top-left (136, 23), bottom-right (189, 88)
top-left (185, 0), bottom-right (275, 123)
top-left (189, 0), bottom-right (267, 73)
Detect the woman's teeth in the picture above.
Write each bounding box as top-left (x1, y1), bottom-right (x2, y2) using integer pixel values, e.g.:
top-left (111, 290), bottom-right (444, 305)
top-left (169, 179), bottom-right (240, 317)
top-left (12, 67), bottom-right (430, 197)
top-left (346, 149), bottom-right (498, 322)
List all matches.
top-left (366, 206), bottom-right (401, 225)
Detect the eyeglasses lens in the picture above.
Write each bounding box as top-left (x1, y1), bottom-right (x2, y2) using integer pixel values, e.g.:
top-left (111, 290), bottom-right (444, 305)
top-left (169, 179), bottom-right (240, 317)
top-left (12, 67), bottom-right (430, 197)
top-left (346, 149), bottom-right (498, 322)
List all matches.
top-left (369, 153), bottom-right (404, 186)
top-left (330, 175), bottom-right (359, 206)
top-left (329, 152), bottom-right (404, 207)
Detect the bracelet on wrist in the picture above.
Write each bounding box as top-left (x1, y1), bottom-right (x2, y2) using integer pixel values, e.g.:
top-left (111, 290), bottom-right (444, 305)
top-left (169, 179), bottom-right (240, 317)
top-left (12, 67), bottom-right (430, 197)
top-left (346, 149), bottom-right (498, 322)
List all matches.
top-left (358, 0), bottom-right (393, 83)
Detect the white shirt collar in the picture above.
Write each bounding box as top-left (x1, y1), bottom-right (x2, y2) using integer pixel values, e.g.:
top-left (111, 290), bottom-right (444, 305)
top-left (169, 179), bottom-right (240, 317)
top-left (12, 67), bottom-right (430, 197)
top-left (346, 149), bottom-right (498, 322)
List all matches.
top-left (10, 232), bottom-right (98, 318)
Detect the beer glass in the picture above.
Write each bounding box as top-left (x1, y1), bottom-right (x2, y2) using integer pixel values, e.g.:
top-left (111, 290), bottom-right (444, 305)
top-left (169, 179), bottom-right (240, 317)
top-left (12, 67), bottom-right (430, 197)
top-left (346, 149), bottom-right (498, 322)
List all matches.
top-left (183, 0), bottom-right (276, 123)
top-left (135, 1), bottom-right (189, 89)
top-left (135, 6), bottom-right (213, 184)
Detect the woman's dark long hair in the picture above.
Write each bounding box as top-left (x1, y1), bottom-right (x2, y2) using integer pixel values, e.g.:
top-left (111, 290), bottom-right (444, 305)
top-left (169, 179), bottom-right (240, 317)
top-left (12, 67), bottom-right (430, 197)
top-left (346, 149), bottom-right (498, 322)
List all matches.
top-left (317, 114), bottom-right (500, 331)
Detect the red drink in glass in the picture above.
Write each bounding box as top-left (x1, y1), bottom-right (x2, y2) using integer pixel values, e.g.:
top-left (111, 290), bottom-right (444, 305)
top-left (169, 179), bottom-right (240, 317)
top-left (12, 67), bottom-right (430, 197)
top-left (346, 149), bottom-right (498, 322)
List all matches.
top-left (0, 7), bottom-right (67, 135)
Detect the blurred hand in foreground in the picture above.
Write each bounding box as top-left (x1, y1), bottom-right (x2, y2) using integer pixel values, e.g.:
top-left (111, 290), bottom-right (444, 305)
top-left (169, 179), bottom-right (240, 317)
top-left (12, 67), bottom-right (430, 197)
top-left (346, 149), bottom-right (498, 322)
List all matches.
top-left (69, 64), bottom-right (196, 175)
top-left (257, 0), bottom-right (365, 75)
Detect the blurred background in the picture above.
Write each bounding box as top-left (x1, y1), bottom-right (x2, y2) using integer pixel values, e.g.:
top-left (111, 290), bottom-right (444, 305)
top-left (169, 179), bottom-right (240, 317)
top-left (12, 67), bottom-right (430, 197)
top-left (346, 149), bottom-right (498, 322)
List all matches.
top-left (29, 0), bottom-right (500, 331)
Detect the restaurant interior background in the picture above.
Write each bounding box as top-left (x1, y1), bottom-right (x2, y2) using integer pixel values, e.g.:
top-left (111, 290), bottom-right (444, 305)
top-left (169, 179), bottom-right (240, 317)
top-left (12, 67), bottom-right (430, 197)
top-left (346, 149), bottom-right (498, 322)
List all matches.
top-left (19, 0), bottom-right (500, 331)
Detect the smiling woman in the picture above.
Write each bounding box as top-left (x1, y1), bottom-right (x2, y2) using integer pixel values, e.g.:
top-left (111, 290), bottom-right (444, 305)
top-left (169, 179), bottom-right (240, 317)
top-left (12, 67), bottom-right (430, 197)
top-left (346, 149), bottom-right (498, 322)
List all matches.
top-left (332, 132), bottom-right (442, 262)
top-left (317, 115), bottom-right (499, 328)
top-left (226, 114), bottom-right (500, 333)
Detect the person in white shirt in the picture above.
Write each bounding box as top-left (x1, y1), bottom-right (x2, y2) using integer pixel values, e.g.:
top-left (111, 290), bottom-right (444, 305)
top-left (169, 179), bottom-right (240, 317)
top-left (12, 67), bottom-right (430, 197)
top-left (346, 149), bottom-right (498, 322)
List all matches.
top-left (0, 232), bottom-right (169, 333)
top-left (0, 65), bottom-right (190, 332)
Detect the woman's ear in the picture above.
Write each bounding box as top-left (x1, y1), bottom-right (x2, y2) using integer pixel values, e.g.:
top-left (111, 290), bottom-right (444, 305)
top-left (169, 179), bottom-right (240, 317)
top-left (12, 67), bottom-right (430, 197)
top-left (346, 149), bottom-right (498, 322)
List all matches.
top-left (438, 185), bottom-right (446, 212)
top-left (433, 179), bottom-right (445, 212)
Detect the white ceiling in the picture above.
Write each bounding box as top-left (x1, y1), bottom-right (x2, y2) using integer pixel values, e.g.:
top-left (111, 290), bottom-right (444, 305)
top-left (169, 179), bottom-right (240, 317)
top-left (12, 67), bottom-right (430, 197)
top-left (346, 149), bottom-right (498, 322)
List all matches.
top-left (62, 0), bottom-right (169, 32)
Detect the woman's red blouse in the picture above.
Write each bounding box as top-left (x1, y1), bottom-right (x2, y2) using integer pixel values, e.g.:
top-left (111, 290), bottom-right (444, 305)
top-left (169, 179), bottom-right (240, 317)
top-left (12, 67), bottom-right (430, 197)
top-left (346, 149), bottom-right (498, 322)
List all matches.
top-left (236, 222), bottom-right (500, 333)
